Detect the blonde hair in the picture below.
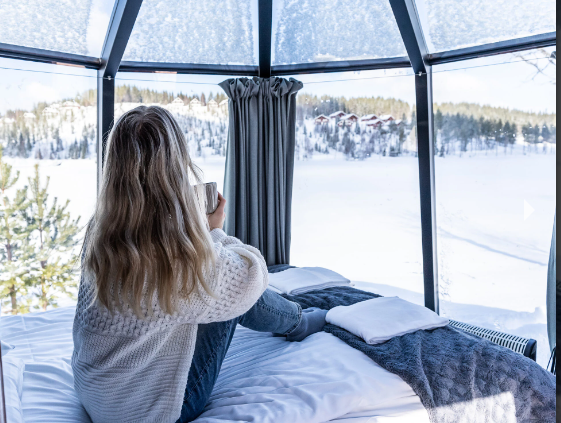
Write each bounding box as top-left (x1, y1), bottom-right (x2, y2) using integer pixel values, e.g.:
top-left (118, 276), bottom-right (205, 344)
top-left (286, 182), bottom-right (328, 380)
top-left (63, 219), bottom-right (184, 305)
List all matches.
top-left (83, 106), bottom-right (215, 317)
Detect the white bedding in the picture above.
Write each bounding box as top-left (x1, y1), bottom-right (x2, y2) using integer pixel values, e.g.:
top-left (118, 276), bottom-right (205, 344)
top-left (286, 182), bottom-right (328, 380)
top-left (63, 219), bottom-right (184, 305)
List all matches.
top-left (1, 306), bottom-right (429, 423)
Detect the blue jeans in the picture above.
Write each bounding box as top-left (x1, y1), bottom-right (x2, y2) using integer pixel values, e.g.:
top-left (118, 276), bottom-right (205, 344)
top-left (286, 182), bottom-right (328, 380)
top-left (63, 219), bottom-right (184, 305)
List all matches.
top-left (176, 289), bottom-right (302, 422)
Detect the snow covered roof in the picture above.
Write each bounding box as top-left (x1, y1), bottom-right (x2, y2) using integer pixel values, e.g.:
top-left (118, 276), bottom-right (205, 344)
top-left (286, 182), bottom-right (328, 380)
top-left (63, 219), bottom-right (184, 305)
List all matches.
top-left (208, 99), bottom-right (217, 105)
top-left (360, 114), bottom-right (378, 121)
top-left (219, 99), bottom-right (228, 106)
top-left (171, 97), bottom-right (184, 105)
top-left (329, 111), bottom-right (346, 118)
top-left (379, 115), bottom-right (394, 121)
top-left (23, 112), bottom-right (36, 119)
top-left (190, 98), bottom-right (201, 104)
top-left (42, 107), bottom-right (59, 116)
top-left (315, 114), bottom-right (329, 119)
top-left (62, 100), bottom-right (80, 108)
top-left (340, 113), bottom-right (358, 121)
top-left (366, 118), bottom-right (383, 126)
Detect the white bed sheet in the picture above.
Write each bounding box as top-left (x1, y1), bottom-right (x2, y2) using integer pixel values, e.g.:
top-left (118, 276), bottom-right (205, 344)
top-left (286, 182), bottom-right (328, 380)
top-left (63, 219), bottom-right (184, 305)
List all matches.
top-left (1, 307), bottom-right (429, 423)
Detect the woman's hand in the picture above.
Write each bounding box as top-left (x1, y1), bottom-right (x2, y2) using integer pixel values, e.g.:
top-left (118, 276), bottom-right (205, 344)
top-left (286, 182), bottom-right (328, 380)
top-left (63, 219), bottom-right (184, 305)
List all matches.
top-left (208, 192), bottom-right (226, 231)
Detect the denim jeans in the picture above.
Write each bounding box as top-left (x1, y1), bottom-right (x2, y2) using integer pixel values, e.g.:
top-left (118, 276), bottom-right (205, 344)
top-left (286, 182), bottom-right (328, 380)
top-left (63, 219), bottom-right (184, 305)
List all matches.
top-left (176, 289), bottom-right (302, 422)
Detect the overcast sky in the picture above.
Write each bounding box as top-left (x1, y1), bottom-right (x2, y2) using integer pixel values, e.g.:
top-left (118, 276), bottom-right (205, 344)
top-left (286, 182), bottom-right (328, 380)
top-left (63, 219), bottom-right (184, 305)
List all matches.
top-left (0, 47), bottom-right (555, 115)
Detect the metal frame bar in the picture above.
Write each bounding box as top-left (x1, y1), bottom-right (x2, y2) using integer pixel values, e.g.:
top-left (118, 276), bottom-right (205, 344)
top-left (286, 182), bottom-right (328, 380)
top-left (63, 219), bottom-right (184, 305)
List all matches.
top-left (0, 42), bottom-right (101, 69)
top-left (427, 32), bottom-right (556, 66)
top-left (258, 0), bottom-right (273, 78)
top-left (97, 0), bottom-right (143, 189)
top-left (389, 0), bottom-right (439, 313)
top-left (119, 61), bottom-right (258, 76)
top-left (271, 56), bottom-right (410, 76)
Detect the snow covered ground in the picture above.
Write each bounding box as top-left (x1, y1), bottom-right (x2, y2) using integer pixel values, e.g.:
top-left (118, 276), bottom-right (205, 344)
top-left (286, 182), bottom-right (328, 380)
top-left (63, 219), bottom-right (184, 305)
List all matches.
top-left (5, 146), bottom-right (555, 367)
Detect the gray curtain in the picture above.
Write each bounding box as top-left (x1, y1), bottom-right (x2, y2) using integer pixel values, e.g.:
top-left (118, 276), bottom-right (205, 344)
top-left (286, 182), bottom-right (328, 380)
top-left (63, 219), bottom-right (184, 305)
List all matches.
top-left (547, 213), bottom-right (556, 352)
top-left (219, 77), bottom-right (303, 266)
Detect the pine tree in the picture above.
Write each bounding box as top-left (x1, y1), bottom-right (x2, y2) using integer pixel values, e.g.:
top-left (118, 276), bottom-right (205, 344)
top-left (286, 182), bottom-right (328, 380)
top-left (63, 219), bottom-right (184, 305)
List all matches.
top-left (22, 165), bottom-right (82, 311)
top-left (0, 147), bottom-right (31, 314)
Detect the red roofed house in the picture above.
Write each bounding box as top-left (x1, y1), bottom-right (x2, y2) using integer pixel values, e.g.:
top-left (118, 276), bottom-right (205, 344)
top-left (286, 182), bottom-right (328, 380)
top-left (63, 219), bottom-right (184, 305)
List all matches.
top-left (314, 114), bottom-right (329, 124)
top-left (360, 114), bottom-right (379, 122)
top-left (329, 110), bottom-right (346, 120)
top-left (337, 113), bottom-right (359, 126)
top-left (366, 118), bottom-right (383, 129)
top-left (379, 115), bottom-right (394, 123)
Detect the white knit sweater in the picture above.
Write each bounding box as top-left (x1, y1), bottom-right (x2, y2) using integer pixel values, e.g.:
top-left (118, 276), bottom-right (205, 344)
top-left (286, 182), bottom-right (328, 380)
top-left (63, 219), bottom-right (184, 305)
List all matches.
top-left (72, 229), bottom-right (269, 423)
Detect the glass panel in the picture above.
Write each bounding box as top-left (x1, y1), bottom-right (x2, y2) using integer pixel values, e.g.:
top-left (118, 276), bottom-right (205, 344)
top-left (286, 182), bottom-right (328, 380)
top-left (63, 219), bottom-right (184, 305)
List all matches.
top-left (122, 0), bottom-right (258, 65)
top-left (0, 58), bottom-right (97, 314)
top-left (0, 0), bottom-right (115, 56)
top-left (115, 73), bottom-right (229, 192)
top-left (289, 69), bottom-right (424, 304)
top-left (415, 0), bottom-right (556, 53)
top-left (433, 49), bottom-right (556, 367)
top-left (272, 0), bottom-right (407, 65)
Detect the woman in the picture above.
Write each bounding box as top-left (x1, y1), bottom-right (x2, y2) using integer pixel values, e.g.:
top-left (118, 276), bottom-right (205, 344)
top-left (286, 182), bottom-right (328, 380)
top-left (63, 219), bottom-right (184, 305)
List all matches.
top-left (72, 106), bottom-right (327, 423)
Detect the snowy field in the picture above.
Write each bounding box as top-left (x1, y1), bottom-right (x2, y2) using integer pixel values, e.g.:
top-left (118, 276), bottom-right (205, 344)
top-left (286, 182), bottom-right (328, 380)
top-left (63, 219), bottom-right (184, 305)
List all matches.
top-left (5, 147), bottom-right (556, 367)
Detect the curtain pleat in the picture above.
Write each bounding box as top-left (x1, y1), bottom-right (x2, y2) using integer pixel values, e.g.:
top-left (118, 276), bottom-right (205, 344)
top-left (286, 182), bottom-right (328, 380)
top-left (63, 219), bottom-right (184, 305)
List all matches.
top-left (219, 77), bottom-right (303, 265)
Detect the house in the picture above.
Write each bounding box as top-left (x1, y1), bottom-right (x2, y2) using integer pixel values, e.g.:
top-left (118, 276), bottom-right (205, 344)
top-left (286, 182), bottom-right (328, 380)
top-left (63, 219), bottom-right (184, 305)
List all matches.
top-left (190, 98), bottom-right (202, 110)
top-left (329, 110), bottom-right (346, 120)
top-left (360, 114), bottom-right (378, 122)
top-left (379, 114), bottom-right (394, 123)
top-left (337, 113), bottom-right (359, 126)
top-left (24, 112), bottom-right (36, 123)
top-left (208, 99), bottom-right (218, 109)
top-left (366, 118), bottom-right (383, 129)
top-left (42, 106), bottom-right (59, 118)
top-left (314, 114), bottom-right (329, 124)
top-left (168, 97), bottom-right (185, 114)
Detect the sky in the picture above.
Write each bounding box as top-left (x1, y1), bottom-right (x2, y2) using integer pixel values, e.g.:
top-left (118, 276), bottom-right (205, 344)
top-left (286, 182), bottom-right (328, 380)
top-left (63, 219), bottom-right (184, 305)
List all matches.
top-left (0, 49), bottom-right (555, 116)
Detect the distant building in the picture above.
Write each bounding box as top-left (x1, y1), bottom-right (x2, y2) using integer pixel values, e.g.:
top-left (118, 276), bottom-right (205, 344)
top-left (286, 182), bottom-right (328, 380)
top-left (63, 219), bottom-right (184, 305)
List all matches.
top-left (329, 110), bottom-right (346, 120)
top-left (314, 114), bottom-right (329, 124)
top-left (379, 114), bottom-right (394, 123)
top-left (366, 119), bottom-right (383, 129)
top-left (190, 98), bottom-right (202, 110)
top-left (208, 99), bottom-right (218, 109)
top-left (42, 107), bottom-right (59, 118)
top-left (168, 97), bottom-right (185, 114)
top-left (360, 114), bottom-right (378, 122)
top-left (337, 113), bottom-right (359, 126)
top-left (24, 112), bottom-right (36, 123)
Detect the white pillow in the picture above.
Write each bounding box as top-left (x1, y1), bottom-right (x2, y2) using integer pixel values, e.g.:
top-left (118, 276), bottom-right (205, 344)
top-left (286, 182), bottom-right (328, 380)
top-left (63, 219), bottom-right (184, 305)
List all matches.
top-left (3, 355), bottom-right (25, 423)
top-left (1, 340), bottom-right (14, 357)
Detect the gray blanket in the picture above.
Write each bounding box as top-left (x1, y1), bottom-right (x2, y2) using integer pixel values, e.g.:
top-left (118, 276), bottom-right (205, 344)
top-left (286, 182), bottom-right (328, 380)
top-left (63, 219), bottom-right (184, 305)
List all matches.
top-left (283, 287), bottom-right (555, 423)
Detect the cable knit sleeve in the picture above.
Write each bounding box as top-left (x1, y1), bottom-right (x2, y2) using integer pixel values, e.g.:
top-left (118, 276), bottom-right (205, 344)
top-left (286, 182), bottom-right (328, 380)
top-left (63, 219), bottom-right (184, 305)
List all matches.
top-left (176, 229), bottom-right (269, 324)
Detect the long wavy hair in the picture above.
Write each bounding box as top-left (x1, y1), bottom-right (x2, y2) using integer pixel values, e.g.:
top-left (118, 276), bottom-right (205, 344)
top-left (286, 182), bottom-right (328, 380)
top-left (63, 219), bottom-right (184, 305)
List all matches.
top-left (83, 106), bottom-right (215, 317)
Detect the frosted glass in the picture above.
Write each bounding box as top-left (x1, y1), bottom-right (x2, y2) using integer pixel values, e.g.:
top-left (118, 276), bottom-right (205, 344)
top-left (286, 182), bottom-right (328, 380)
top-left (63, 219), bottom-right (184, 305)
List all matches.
top-left (0, 0), bottom-right (115, 57)
top-left (272, 0), bottom-right (407, 65)
top-left (416, 0), bottom-right (556, 52)
top-left (122, 0), bottom-right (258, 65)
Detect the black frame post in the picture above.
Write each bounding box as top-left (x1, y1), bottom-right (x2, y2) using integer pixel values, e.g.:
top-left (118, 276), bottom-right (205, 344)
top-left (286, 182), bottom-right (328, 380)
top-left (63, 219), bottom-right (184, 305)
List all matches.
top-left (389, 0), bottom-right (439, 312)
top-left (97, 0), bottom-right (143, 189)
top-left (258, 0), bottom-right (273, 78)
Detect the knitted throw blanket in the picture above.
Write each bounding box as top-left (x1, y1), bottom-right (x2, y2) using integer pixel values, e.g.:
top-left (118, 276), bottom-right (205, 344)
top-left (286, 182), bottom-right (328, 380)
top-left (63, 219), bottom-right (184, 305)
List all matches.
top-left (283, 287), bottom-right (556, 423)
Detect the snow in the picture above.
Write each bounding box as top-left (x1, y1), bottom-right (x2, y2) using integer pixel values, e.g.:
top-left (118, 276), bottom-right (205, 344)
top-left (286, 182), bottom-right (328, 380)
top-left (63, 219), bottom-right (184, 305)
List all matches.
top-left (414, 0), bottom-right (556, 52)
top-left (3, 145), bottom-right (555, 367)
top-left (123, 0), bottom-right (257, 65)
top-left (0, 0), bottom-right (92, 55)
top-left (272, 0), bottom-right (407, 65)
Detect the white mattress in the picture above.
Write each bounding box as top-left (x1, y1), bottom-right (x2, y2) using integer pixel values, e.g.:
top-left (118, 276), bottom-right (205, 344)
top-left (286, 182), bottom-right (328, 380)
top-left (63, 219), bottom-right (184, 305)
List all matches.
top-left (1, 307), bottom-right (429, 423)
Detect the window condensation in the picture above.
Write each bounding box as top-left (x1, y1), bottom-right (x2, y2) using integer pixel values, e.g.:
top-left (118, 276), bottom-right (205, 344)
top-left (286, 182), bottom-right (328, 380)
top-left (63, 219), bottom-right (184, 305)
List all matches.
top-left (415, 0), bottom-right (556, 52)
top-left (272, 0), bottom-right (407, 65)
top-left (122, 0), bottom-right (258, 65)
top-left (0, 0), bottom-right (115, 56)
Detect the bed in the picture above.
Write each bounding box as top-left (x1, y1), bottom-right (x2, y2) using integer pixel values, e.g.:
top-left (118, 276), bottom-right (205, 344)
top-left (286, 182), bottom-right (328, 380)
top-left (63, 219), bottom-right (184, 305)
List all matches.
top-left (1, 305), bottom-right (430, 423)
